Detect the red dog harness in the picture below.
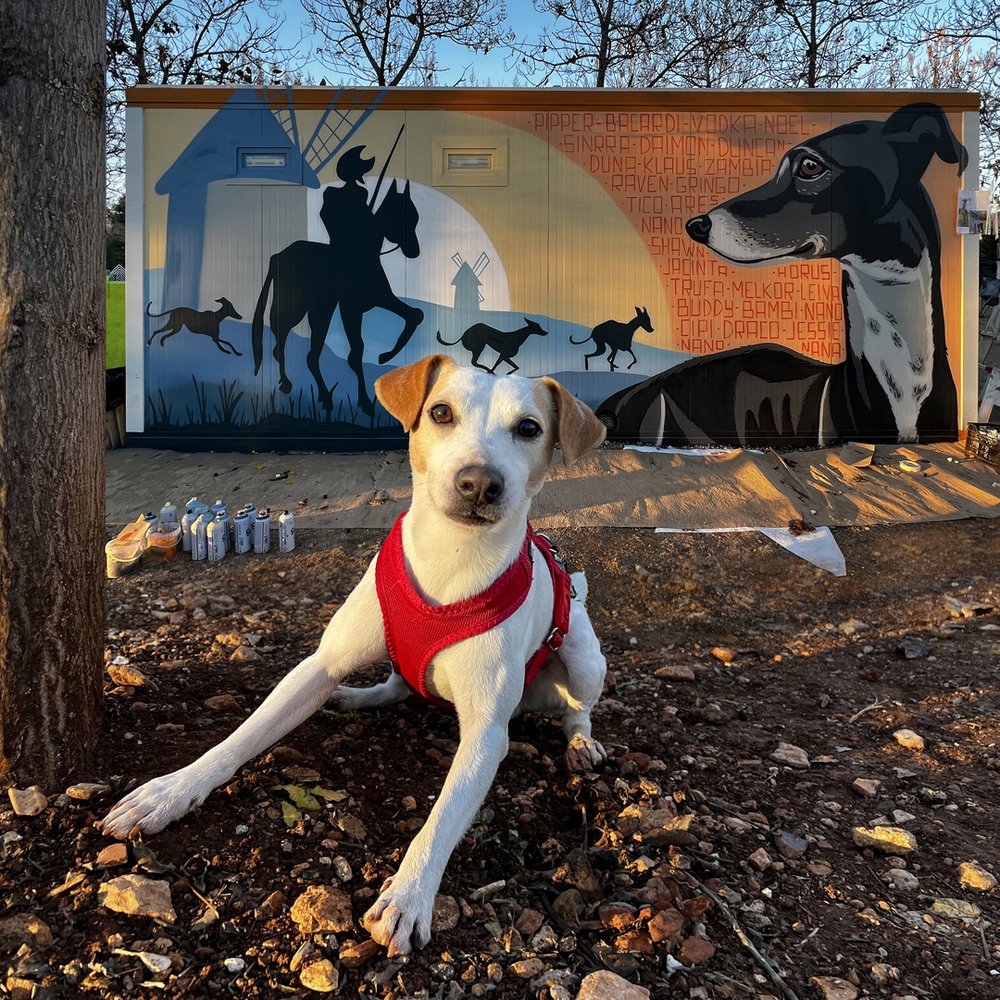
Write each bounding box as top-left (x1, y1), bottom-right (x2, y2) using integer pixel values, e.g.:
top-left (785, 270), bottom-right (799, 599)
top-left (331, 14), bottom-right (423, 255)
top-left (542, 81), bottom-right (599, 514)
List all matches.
top-left (375, 513), bottom-right (573, 710)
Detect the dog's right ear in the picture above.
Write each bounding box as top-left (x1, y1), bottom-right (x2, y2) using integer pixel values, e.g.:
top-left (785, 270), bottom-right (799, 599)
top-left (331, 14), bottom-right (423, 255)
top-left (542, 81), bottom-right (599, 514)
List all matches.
top-left (375, 355), bottom-right (453, 432)
top-left (883, 102), bottom-right (969, 178)
top-left (541, 377), bottom-right (607, 466)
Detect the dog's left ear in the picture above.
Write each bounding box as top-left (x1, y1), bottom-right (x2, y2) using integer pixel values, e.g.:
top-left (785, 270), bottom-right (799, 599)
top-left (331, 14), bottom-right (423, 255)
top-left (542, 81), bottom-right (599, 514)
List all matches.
top-left (375, 355), bottom-right (454, 432)
top-left (882, 102), bottom-right (969, 178)
top-left (542, 377), bottom-right (607, 466)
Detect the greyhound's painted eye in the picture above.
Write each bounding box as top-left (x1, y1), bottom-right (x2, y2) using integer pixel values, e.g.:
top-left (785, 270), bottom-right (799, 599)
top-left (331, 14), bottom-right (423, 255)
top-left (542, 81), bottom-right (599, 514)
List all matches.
top-left (516, 418), bottom-right (542, 439)
top-left (429, 403), bottom-right (453, 424)
top-left (795, 156), bottom-right (827, 180)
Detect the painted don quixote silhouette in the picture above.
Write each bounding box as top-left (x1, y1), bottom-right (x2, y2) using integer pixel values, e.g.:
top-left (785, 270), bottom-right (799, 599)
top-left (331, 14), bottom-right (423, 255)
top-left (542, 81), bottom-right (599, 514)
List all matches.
top-left (251, 129), bottom-right (423, 416)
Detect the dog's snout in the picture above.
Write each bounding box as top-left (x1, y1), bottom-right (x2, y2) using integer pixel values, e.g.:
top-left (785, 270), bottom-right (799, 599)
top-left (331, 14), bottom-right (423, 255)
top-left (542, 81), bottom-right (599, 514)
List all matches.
top-left (454, 465), bottom-right (505, 506)
top-left (686, 214), bottom-right (712, 244)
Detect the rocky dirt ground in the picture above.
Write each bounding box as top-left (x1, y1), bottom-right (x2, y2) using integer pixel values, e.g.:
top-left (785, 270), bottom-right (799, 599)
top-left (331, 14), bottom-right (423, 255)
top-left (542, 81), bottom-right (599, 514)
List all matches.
top-left (2, 517), bottom-right (1000, 1000)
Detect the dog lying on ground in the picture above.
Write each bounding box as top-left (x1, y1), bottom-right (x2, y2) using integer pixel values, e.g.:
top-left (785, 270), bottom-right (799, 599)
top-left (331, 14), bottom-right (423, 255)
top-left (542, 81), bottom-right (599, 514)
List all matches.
top-left (100, 354), bottom-right (608, 956)
top-left (598, 102), bottom-right (966, 447)
top-left (146, 297), bottom-right (243, 356)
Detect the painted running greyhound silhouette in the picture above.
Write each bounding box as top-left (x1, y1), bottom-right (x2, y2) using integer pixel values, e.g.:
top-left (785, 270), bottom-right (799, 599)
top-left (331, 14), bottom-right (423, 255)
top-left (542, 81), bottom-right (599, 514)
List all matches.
top-left (437, 318), bottom-right (548, 373)
top-left (146, 298), bottom-right (243, 355)
top-left (571, 307), bottom-right (653, 370)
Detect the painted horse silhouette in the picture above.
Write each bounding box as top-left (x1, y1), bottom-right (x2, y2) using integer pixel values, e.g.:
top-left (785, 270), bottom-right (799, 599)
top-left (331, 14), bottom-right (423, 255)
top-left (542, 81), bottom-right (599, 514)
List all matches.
top-left (251, 180), bottom-right (423, 416)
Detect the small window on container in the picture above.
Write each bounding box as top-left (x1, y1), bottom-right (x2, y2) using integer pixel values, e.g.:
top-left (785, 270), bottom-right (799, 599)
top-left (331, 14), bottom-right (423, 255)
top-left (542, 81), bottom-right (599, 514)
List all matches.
top-left (240, 151), bottom-right (288, 170)
top-left (433, 138), bottom-right (508, 187)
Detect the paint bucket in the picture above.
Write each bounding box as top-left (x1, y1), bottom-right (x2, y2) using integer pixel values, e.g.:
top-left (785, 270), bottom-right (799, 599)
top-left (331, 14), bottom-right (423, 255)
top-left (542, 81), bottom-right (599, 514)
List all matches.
top-left (105, 515), bottom-right (151, 578)
top-left (145, 522), bottom-right (182, 561)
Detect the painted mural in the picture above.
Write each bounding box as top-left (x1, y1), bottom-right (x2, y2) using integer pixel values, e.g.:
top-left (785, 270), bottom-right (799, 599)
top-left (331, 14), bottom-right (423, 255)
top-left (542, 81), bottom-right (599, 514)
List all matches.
top-left (135, 88), bottom-right (973, 448)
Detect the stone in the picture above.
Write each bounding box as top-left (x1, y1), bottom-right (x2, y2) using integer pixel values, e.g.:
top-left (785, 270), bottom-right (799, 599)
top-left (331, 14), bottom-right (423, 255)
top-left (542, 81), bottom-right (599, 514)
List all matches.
top-left (256, 890), bottom-right (286, 918)
top-left (615, 929), bottom-right (654, 954)
top-left (511, 958), bottom-right (545, 978)
top-left (204, 694), bottom-right (241, 712)
top-left (230, 645), bottom-right (262, 663)
top-left (576, 969), bottom-right (651, 1000)
top-left (5, 977), bottom-right (36, 1000)
top-left (515, 906), bottom-right (545, 936)
top-left (748, 847), bottom-right (772, 871)
top-left (599, 902), bottom-right (637, 931)
top-left (807, 860), bottom-right (833, 877)
top-left (958, 861), bottom-right (997, 891)
top-left (107, 663), bottom-right (149, 686)
top-left (679, 935), bottom-right (715, 964)
top-left (852, 778), bottom-right (880, 798)
top-left (299, 958), bottom-right (340, 993)
top-left (98, 874), bottom-right (176, 923)
top-left (654, 665), bottom-right (696, 681)
top-left (66, 782), bottom-right (111, 800)
top-left (851, 825), bottom-right (917, 854)
top-left (893, 729), bottom-right (925, 751)
top-left (290, 886), bottom-right (353, 934)
top-left (808, 976), bottom-right (858, 1000)
top-left (771, 742), bottom-right (810, 769)
top-left (223, 958), bottom-right (246, 973)
top-left (896, 638), bottom-right (931, 659)
top-left (8, 786), bottom-right (48, 816)
top-left (774, 830), bottom-right (807, 861)
top-left (96, 843), bottom-right (129, 867)
top-left (646, 906), bottom-right (685, 944)
top-left (339, 939), bottom-right (381, 967)
top-left (431, 894), bottom-right (460, 932)
top-left (710, 646), bottom-right (735, 664)
top-left (553, 888), bottom-right (585, 927)
top-left (0, 913), bottom-right (54, 951)
top-left (886, 869), bottom-right (919, 892)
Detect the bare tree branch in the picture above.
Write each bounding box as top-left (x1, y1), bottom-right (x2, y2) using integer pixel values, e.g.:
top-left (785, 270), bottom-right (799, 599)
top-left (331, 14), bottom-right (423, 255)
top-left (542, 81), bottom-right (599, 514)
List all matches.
top-left (303, 0), bottom-right (508, 87)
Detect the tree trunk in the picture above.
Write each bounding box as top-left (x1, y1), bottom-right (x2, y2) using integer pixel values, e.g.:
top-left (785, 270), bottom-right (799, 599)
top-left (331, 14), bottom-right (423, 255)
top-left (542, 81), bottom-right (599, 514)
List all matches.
top-left (0, 0), bottom-right (105, 787)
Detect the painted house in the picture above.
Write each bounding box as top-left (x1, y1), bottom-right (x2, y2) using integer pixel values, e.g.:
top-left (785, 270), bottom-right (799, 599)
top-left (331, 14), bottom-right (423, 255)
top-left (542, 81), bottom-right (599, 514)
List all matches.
top-left (124, 86), bottom-right (980, 450)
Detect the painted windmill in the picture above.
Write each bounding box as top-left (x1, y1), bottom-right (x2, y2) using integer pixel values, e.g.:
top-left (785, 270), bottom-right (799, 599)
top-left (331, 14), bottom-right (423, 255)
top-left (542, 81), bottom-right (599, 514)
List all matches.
top-left (451, 252), bottom-right (490, 313)
top-left (267, 86), bottom-right (385, 180)
top-left (156, 87), bottom-right (386, 307)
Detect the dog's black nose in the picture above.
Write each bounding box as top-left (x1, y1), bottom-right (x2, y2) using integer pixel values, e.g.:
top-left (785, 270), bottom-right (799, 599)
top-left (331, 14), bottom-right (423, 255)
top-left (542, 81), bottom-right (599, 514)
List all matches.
top-left (685, 214), bottom-right (712, 244)
top-left (455, 465), bottom-right (505, 506)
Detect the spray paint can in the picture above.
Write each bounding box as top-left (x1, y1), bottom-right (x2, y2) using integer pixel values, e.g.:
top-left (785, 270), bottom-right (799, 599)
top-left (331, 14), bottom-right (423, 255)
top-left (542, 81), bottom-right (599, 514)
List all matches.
top-left (233, 508), bottom-right (252, 554)
top-left (207, 514), bottom-right (227, 562)
top-left (210, 500), bottom-right (229, 551)
top-left (181, 506), bottom-right (197, 552)
top-left (192, 513), bottom-right (209, 561)
top-left (278, 510), bottom-right (295, 553)
top-left (158, 500), bottom-right (178, 527)
top-left (253, 508), bottom-right (271, 553)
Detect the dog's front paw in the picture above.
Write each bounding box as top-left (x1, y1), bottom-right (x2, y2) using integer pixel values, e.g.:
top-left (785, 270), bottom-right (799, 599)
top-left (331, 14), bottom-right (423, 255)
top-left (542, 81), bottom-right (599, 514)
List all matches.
top-left (362, 877), bottom-right (433, 957)
top-left (565, 734), bottom-right (607, 772)
top-left (98, 770), bottom-right (206, 839)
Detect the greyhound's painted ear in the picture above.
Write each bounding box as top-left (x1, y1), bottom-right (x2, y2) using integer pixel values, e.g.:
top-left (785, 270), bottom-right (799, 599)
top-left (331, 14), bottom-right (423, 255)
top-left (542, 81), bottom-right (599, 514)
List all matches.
top-left (883, 102), bottom-right (969, 177)
top-left (542, 377), bottom-right (607, 466)
top-left (375, 355), bottom-right (453, 432)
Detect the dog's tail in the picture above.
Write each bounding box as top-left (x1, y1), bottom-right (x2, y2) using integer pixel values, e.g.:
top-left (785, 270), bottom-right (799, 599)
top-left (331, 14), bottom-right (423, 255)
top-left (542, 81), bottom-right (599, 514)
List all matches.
top-left (569, 331), bottom-right (592, 345)
top-left (435, 330), bottom-right (464, 347)
top-left (145, 301), bottom-right (170, 320)
top-left (251, 258), bottom-right (275, 375)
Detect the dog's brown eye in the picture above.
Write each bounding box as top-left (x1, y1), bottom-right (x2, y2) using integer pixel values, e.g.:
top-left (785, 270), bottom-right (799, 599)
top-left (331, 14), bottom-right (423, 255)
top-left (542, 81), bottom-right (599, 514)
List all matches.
top-left (796, 156), bottom-right (827, 180)
top-left (516, 418), bottom-right (541, 439)
top-left (429, 403), bottom-right (453, 424)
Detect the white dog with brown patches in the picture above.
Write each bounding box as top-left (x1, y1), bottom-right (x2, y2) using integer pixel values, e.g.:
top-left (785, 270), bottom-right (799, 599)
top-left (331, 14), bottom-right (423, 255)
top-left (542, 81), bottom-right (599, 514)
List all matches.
top-left (100, 355), bottom-right (609, 957)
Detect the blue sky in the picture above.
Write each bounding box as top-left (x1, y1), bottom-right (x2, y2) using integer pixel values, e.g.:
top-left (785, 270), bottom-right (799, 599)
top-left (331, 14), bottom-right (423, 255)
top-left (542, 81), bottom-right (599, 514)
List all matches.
top-left (284, 0), bottom-right (552, 87)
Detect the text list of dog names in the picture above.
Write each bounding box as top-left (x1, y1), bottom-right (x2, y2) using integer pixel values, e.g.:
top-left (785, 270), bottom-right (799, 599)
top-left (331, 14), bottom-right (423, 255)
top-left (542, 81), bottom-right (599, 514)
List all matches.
top-left (527, 111), bottom-right (845, 362)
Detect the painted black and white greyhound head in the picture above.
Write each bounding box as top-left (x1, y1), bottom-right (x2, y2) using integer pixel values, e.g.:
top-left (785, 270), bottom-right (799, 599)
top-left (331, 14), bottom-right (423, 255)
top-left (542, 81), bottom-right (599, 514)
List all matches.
top-left (684, 103), bottom-right (968, 443)
top-left (685, 103), bottom-right (968, 268)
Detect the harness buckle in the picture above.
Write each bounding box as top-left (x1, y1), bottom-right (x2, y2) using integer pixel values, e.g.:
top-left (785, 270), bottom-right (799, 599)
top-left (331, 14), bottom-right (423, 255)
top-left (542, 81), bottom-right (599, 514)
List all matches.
top-left (545, 626), bottom-right (565, 651)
